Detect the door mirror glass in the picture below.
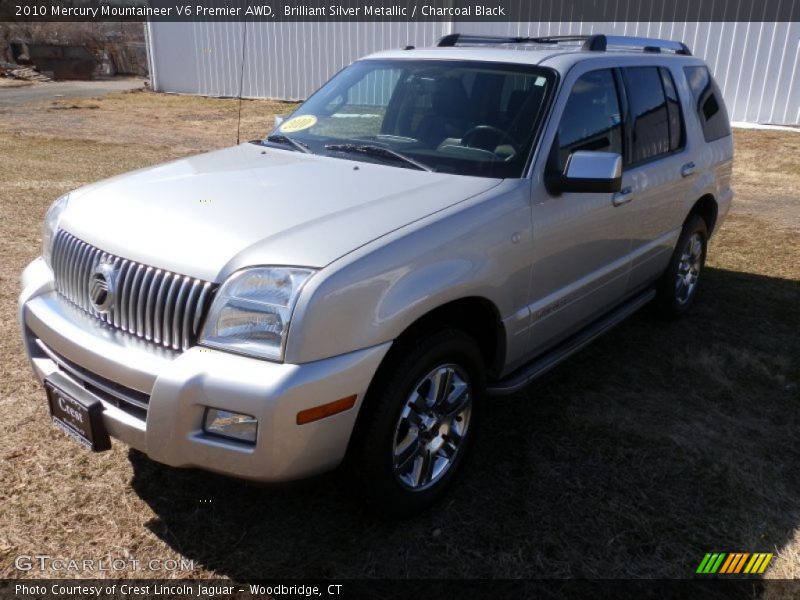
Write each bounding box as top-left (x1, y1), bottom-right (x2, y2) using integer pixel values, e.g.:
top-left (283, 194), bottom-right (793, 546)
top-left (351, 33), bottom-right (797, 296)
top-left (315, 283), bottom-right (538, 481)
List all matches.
top-left (561, 151), bottom-right (622, 193)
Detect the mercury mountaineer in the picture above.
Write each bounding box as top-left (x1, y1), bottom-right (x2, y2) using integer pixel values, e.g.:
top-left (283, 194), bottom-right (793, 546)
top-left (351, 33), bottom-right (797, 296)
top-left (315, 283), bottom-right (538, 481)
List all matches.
top-left (19, 33), bottom-right (733, 515)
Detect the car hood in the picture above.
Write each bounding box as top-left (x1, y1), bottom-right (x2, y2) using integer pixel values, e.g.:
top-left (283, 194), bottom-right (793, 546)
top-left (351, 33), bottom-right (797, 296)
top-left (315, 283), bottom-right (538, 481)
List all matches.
top-left (60, 143), bottom-right (502, 282)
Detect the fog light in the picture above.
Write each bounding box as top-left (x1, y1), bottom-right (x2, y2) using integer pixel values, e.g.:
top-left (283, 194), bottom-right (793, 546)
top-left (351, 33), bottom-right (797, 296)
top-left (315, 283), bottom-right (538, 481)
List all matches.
top-left (203, 408), bottom-right (258, 443)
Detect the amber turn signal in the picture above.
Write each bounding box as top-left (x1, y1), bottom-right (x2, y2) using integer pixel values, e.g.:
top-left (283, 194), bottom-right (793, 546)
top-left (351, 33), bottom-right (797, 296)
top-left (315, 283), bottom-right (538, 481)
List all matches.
top-left (296, 395), bottom-right (357, 425)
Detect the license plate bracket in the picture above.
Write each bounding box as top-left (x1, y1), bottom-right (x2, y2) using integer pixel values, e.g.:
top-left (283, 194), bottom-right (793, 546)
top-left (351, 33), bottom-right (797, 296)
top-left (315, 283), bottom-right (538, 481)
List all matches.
top-left (45, 379), bottom-right (111, 452)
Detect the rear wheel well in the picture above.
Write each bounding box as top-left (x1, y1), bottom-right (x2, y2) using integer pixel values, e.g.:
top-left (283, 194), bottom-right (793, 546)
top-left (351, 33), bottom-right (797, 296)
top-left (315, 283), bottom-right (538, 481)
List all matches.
top-left (688, 194), bottom-right (718, 235)
top-left (391, 298), bottom-right (505, 378)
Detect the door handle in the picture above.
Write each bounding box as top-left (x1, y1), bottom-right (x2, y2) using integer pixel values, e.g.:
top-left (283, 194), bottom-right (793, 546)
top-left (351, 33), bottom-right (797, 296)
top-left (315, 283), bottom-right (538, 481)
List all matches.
top-left (612, 187), bottom-right (634, 207)
top-left (681, 162), bottom-right (696, 177)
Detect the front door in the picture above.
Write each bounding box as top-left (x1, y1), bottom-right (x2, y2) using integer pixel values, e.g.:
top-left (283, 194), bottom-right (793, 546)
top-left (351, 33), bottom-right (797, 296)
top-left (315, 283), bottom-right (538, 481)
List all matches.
top-left (527, 68), bottom-right (635, 357)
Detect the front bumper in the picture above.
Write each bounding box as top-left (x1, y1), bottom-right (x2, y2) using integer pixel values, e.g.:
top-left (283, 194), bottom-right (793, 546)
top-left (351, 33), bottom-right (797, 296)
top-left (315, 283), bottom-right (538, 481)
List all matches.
top-left (19, 258), bottom-right (391, 482)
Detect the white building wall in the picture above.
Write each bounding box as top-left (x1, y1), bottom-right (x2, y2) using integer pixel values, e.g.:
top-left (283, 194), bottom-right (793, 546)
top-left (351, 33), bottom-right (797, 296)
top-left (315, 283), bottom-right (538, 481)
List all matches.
top-left (457, 21), bottom-right (800, 125)
top-left (147, 21), bottom-right (800, 124)
top-left (146, 21), bottom-right (450, 99)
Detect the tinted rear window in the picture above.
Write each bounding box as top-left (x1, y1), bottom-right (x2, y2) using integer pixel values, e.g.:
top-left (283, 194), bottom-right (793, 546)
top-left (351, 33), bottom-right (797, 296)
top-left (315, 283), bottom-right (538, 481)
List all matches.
top-left (623, 67), bottom-right (671, 165)
top-left (684, 66), bottom-right (731, 142)
top-left (660, 67), bottom-right (685, 151)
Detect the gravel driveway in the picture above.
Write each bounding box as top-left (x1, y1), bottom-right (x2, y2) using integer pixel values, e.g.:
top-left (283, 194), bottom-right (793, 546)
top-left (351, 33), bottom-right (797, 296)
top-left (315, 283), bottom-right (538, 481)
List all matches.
top-left (0, 78), bottom-right (144, 106)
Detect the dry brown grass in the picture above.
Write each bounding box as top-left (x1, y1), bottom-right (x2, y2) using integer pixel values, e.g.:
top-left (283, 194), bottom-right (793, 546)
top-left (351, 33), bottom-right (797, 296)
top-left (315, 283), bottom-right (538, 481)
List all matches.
top-left (731, 129), bottom-right (800, 232)
top-left (0, 90), bottom-right (798, 582)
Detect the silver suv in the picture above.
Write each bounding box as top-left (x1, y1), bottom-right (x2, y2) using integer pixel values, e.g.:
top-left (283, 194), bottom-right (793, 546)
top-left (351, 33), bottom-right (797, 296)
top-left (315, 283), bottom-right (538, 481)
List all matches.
top-left (19, 34), bottom-right (733, 515)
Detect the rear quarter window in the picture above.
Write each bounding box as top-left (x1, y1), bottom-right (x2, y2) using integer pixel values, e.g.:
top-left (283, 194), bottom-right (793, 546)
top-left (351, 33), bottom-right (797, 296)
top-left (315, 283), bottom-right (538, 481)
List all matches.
top-left (683, 66), bottom-right (731, 142)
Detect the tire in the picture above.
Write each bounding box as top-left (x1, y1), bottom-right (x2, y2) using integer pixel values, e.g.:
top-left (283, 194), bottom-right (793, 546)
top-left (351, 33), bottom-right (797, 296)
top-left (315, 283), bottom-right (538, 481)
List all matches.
top-left (345, 329), bottom-right (485, 517)
top-left (655, 214), bottom-right (708, 319)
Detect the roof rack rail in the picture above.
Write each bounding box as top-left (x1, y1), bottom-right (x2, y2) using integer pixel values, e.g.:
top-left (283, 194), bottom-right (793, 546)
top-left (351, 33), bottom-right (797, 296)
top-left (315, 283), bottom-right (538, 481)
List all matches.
top-left (436, 33), bottom-right (692, 56)
top-left (437, 34), bottom-right (588, 47)
top-left (587, 35), bottom-right (692, 55)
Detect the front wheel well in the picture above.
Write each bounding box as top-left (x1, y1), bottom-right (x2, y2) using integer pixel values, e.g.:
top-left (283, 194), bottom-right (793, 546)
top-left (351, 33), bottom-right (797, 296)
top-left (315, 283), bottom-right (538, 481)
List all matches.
top-left (390, 297), bottom-right (505, 378)
top-left (688, 194), bottom-right (718, 236)
top-left (345, 297), bottom-right (504, 471)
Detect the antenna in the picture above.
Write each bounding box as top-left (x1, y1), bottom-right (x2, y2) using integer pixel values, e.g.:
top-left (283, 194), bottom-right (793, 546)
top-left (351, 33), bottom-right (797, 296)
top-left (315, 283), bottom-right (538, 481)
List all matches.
top-left (236, 11), bottom-right (249, 145)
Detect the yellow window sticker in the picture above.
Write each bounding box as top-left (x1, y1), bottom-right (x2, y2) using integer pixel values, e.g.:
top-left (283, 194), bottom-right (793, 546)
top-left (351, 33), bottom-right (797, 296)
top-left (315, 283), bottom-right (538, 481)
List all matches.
top-left (279, 115), bottom-right (317, 133)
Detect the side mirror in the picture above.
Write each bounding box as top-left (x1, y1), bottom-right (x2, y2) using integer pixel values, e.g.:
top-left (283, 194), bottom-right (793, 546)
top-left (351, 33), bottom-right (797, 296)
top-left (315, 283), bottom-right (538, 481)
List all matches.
top-left (559, 151), bottom-right (622, 193)
top-left (273, 115), bottom-right (285, 129)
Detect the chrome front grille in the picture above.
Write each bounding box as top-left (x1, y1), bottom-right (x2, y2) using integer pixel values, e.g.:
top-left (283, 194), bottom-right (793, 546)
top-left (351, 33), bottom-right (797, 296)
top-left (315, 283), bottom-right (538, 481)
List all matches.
top-left (51, 229), bottom-right (216, 351)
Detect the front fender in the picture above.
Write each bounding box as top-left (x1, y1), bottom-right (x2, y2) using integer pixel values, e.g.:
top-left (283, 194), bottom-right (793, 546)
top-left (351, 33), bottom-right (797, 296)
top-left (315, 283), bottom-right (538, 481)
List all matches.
top-left (285, 179), bottom-right (533, 365)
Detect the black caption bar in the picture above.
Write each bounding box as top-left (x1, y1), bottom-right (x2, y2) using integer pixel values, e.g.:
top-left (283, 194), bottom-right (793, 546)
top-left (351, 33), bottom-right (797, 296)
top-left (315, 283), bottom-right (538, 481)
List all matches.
top-left (1, 579), bottom-right (794, 600)
top-left (1, 0), bottom-right (799, 22)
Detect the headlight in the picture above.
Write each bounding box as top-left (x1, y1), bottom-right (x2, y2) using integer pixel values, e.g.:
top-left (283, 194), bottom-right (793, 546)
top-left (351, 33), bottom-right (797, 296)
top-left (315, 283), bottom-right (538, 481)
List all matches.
top-left (42, 194), bottom-right (70, 267)
top-left (200, 267), bottom-right (314, 361)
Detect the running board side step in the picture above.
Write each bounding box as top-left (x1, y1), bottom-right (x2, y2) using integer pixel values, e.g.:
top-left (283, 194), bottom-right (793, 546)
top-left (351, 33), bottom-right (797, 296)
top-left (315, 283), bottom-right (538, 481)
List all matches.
top-left (486, 288), bottom-right (656, 396)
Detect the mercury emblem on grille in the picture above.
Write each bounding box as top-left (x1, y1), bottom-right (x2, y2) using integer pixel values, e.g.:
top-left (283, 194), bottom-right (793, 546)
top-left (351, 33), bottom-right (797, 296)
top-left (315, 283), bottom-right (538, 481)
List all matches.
top-left (88, 260), bottom-right (117, 314)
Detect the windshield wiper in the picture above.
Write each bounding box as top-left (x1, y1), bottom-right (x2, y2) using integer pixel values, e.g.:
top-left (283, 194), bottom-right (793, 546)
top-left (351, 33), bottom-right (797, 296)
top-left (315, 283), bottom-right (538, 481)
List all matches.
top-left (264, 134), bottom-right (312, 154)
top-left (324, 143), bottom-right (432, 172)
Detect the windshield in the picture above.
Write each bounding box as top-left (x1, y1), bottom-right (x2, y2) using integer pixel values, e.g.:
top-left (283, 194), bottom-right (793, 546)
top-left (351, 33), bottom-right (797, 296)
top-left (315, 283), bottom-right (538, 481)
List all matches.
top-left (266, 59), bottom-right (556, 178)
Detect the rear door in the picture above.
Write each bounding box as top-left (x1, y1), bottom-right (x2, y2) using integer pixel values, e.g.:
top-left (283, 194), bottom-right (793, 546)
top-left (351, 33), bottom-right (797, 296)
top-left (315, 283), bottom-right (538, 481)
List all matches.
top-left (620, 65), bottom-right (694, 292)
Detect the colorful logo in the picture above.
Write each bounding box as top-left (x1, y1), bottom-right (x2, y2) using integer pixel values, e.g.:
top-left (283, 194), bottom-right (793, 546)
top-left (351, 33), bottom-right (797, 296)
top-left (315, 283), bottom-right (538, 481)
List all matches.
top-left (696, 552), bottom-right (773, 575)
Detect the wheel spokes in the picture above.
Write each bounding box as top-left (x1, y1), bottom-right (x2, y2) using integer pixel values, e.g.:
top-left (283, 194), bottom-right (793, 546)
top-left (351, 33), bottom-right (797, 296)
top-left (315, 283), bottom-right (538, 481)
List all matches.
top-left (394, 420), bottom-right (418, 456)
top-left (443, 385), bottom-right (471, 419)
top-left (674, 233), bottom-right (703, 305)
top-left (404, 401), bottom-right (426, 429)
top-left (690, 237), bottom-right (703, 259)
top-left (414, 448), bottom-right (435, 487)
top-left (427, 367), bottom-right (453, 408)
top-left (395, 436), bottom-right (421, 472)
top-left (439, 432), bottom-right (461, 459)
top-left (391, 363), bottom-right (473, 491)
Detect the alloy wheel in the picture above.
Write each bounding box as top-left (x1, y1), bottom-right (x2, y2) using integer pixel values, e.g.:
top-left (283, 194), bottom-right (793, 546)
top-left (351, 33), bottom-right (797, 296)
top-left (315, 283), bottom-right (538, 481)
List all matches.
top-left (675, 232), bottom-right (704, 305)
top-left (392, 364), bottom-right (472, 491)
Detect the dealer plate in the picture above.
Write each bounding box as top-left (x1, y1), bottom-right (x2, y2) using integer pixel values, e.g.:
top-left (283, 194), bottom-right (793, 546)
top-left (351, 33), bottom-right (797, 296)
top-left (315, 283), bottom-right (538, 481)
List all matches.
top-left (45, 379), bottom-right (111, 452)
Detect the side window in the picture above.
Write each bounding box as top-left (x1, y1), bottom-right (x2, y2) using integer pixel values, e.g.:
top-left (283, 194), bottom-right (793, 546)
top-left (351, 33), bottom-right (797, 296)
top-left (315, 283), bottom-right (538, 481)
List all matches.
top-left (623, 67), bottom-right (671, 164)
top-left (556, 69), bottom-right (623, 172)
top-left (660, 67), bottom-right (685, 151)
top-left (683, 65), bottom-right (731, 142)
